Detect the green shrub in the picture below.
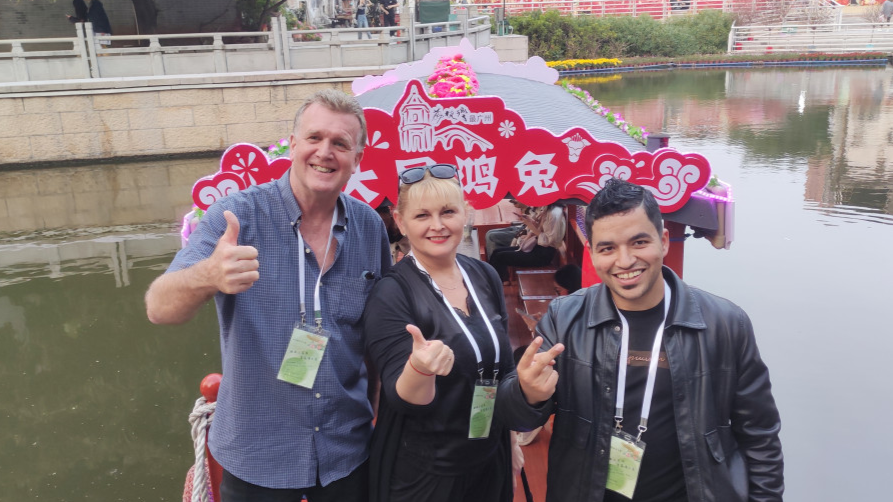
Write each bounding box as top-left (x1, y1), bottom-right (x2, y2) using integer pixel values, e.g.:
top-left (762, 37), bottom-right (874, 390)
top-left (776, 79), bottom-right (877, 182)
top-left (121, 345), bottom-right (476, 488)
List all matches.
top-left (510, 10), bottom-right (735, 59)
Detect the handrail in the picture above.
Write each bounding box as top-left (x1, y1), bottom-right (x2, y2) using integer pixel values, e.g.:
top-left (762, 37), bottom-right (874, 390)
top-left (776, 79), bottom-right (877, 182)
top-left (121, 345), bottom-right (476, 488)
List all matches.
top-left (729, 19), bottom-right (893, 54)
top-left (0, 17), bottom-right (492, 83)
top-left (732, 21), bottom-right (885, 30)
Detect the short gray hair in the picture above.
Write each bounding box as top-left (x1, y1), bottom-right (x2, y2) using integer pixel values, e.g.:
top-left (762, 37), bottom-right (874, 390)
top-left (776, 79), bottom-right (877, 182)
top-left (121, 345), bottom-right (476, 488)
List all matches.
top-left (292, 89), bottom-right (367, 153)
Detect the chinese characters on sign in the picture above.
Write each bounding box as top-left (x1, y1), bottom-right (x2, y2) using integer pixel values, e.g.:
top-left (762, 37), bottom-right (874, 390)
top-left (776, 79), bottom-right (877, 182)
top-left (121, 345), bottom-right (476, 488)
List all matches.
top-left (192, 80), bottom-right (713, 213)
top-left (347, 80), bottom-right (712, 211)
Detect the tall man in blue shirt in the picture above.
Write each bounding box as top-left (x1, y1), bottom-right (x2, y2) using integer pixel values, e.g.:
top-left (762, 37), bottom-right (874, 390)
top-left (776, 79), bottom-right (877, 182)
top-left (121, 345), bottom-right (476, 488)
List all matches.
top-left (146, 89), bottom-right (392, 501)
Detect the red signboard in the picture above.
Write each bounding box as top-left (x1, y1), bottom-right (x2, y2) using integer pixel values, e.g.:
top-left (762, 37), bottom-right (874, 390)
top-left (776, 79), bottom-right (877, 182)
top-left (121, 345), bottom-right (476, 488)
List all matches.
top-left (347, 80), bottom-right (711, 212)
top-left (193, 80), bottom-right (712, 213)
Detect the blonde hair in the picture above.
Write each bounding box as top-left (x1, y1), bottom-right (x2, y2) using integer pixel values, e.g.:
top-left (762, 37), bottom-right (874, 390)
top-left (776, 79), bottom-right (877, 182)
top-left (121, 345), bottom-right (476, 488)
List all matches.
top-left (293, 89), bottom-right (367, 153)
top-left (395, 172), bottom-right (465, 216)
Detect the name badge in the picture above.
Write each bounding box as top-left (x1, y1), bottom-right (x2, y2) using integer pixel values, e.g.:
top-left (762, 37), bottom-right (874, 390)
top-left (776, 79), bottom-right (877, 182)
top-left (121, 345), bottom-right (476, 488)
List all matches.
top-left (468, 379), bottom-right (498, 439)
top-left (277, 325), bottom-right (328, 388)
top-left (606, 429), bottom-right (646, 499)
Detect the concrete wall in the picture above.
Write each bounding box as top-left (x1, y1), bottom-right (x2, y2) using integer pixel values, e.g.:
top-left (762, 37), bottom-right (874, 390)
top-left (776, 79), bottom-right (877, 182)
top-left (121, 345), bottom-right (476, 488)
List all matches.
top-left (0, 156), bottom-right (215, 233)
top-left (0, 70), bottom-right (368, 167)
top-left (0, 0), bottom-right (238, 39)
top-left (490, 34), bottom-right (528, 64)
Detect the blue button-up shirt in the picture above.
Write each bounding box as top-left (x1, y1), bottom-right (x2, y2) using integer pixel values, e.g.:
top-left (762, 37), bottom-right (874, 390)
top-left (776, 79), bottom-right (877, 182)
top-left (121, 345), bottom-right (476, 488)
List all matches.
top-left (168, 171), bottom-right (392, 488)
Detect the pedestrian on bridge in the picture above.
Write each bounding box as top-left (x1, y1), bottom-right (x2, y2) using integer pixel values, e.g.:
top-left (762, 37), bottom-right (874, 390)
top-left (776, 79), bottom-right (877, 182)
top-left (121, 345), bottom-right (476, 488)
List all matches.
top-left (883, 0), bottom-right (893, 23)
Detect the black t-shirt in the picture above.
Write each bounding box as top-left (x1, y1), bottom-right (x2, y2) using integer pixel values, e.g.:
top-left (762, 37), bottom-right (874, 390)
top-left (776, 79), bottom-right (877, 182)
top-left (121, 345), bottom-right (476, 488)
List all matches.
top-left (604, 300), bottom-right (688, 502)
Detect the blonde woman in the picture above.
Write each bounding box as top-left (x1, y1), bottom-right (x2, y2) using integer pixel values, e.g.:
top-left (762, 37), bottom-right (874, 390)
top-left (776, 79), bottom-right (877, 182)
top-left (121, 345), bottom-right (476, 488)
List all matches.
top-left (364, 164), bottom-right (514, 502)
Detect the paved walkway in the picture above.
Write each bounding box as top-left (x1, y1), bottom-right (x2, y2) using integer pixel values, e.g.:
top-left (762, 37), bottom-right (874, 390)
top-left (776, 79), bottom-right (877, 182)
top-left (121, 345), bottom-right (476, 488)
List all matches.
top-left (841, 4), bottom-right (890, 24)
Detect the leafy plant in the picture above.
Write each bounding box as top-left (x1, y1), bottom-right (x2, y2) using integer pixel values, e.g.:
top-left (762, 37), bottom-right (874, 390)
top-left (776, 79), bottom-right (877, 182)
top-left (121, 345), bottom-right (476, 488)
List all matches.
top-left (236, 0), bottom-right (290, 31)
top-left (511, 10), bottom-right (735, 60)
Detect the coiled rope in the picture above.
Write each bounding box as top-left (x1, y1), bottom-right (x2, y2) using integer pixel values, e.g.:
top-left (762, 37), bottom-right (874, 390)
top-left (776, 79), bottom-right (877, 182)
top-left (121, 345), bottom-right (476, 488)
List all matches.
top-left (188, 396), bottom-right (216, 502)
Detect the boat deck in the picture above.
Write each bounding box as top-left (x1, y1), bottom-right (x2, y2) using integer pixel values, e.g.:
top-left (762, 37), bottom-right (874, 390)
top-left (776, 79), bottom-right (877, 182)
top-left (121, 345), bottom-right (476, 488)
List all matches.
top-left (503, 279), bottom-right (551, 502)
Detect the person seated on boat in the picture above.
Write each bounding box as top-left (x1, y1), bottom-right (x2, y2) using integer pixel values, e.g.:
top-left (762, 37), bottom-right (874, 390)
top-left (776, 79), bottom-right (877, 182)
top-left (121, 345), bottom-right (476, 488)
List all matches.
top-left (553, 263), bottom-right (582, 296)
top-left (488, 204), bottom-right (567, 284)
top-left (145, 89), bottom-right (392, 502)
top-left (364, 164), bottom-right (516, 502)
top-left (498, 178), bottom-right (784, 502)
top-left (376, 204), bottom-right (410, 262)
top-left (484, 199), bottom-right (531, 259)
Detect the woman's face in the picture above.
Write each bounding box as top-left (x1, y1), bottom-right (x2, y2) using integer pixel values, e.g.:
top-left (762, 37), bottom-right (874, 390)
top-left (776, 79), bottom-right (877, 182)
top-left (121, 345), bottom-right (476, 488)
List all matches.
top-left (395, 188), bottom-right (466, 264)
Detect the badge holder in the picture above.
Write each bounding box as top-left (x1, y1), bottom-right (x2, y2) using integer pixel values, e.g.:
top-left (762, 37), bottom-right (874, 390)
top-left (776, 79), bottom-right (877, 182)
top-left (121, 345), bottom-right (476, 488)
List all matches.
top-left (606, 419), bottom-right (647, 499)
top-left (277, 315), bottom-right (329, 389)
top-left (468, 370), bottom-right (498, 439)
top-left (281, 208), bottom-right (337, 389)
top-left (606, 280), bottom-right (671, 499)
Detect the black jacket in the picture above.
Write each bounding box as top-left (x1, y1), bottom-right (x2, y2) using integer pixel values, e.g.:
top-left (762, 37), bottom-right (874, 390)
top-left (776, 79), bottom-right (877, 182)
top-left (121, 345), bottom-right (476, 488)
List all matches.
top-left (498, 267), bottom-right (784, 502)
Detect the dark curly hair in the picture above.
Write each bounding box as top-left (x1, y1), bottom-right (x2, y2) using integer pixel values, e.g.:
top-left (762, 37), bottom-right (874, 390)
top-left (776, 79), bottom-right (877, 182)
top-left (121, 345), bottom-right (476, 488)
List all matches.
top-left (584, 178), bottom-right (663, 246)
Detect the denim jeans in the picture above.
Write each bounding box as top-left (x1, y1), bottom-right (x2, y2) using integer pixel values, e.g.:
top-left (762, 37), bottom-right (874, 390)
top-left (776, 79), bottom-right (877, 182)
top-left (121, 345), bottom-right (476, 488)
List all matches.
top-left (356, 14), bottom-right (372, 39)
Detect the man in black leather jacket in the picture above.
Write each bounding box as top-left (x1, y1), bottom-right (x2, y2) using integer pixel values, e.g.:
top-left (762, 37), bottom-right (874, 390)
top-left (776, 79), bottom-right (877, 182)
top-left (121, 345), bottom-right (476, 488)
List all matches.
top-left (498, 178), bottom-right (783, 502)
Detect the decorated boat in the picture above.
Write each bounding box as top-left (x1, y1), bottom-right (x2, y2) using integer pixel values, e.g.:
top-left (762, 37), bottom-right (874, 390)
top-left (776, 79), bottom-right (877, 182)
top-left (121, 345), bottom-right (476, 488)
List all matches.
top-left (181, 38), bottom-right (734, 502)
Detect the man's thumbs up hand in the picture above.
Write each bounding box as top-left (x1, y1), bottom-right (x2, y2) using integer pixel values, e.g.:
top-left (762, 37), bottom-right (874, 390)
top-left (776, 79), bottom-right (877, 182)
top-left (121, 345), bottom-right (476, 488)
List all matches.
top-left (220, 210), bottom-right (241, 246)
top-left (209, 210), bottom-right (259, 294)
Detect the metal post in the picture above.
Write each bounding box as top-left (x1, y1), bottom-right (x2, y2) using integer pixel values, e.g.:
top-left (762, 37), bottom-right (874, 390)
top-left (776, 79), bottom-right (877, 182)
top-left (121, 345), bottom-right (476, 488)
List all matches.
top-left (664, 221), bottom-right (686, 279)
top-left (502, 0), bottom-right (506, 33)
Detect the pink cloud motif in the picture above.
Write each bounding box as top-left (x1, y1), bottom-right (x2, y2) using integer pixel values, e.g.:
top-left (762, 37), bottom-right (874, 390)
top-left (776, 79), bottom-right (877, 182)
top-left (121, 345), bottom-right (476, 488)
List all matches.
top-left (191, 143), bottom-right (291, 210)
top-left (192, 171), bottom-right (246, 211)
top-left (221, 143), bottom-right (290, 187)
top-left (644, 149), bottom-right (712, 209)
top-left (564, 149), bottom-right (711, 213)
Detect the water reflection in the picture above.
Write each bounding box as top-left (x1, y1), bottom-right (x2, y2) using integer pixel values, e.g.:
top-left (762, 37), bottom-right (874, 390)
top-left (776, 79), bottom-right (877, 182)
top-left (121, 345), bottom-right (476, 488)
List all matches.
top-left (0, 157), bottom-right (218, 235)
top-left (572, 67), bottom-right (893, 219)
top-left (0, 229), bottom-right (220, 501)
top-left (572, 67), bottom-right (893, 502)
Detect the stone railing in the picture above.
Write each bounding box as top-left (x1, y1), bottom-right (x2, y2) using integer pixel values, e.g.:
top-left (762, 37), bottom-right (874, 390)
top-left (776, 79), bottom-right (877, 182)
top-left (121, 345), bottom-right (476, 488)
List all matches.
top-left (0, 15), bottom-right (491, 84)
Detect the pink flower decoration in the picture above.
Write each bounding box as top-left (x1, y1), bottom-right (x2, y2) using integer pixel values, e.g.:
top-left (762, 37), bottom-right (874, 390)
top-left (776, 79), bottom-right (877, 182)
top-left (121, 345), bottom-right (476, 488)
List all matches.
top-left (427, 53), bottom-right (479, 98)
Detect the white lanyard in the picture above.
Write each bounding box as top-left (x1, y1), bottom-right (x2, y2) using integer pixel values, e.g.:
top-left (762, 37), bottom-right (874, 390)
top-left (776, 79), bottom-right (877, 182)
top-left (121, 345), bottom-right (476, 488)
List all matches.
top-left (297, 207), bottom-right (339, 326)
top-left (410, 254), bottom-right (501, 380)
top-left (614, 280), bottom-right (671, 441)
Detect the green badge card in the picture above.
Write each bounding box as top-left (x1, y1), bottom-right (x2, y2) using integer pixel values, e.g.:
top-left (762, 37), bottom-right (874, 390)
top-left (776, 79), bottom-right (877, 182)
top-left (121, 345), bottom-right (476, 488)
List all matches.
top-left (606, 430), bottom-right (646, 499)
top-left (468, 380), bottom-right (498, 439)
top-left (277, 327), bottom-right (328, 388)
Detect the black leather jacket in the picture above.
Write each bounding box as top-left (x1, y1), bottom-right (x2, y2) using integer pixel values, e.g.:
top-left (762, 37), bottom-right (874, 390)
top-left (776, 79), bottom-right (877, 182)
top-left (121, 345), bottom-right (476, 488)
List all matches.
top-left (498, 267), bottom-right (784, 502)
